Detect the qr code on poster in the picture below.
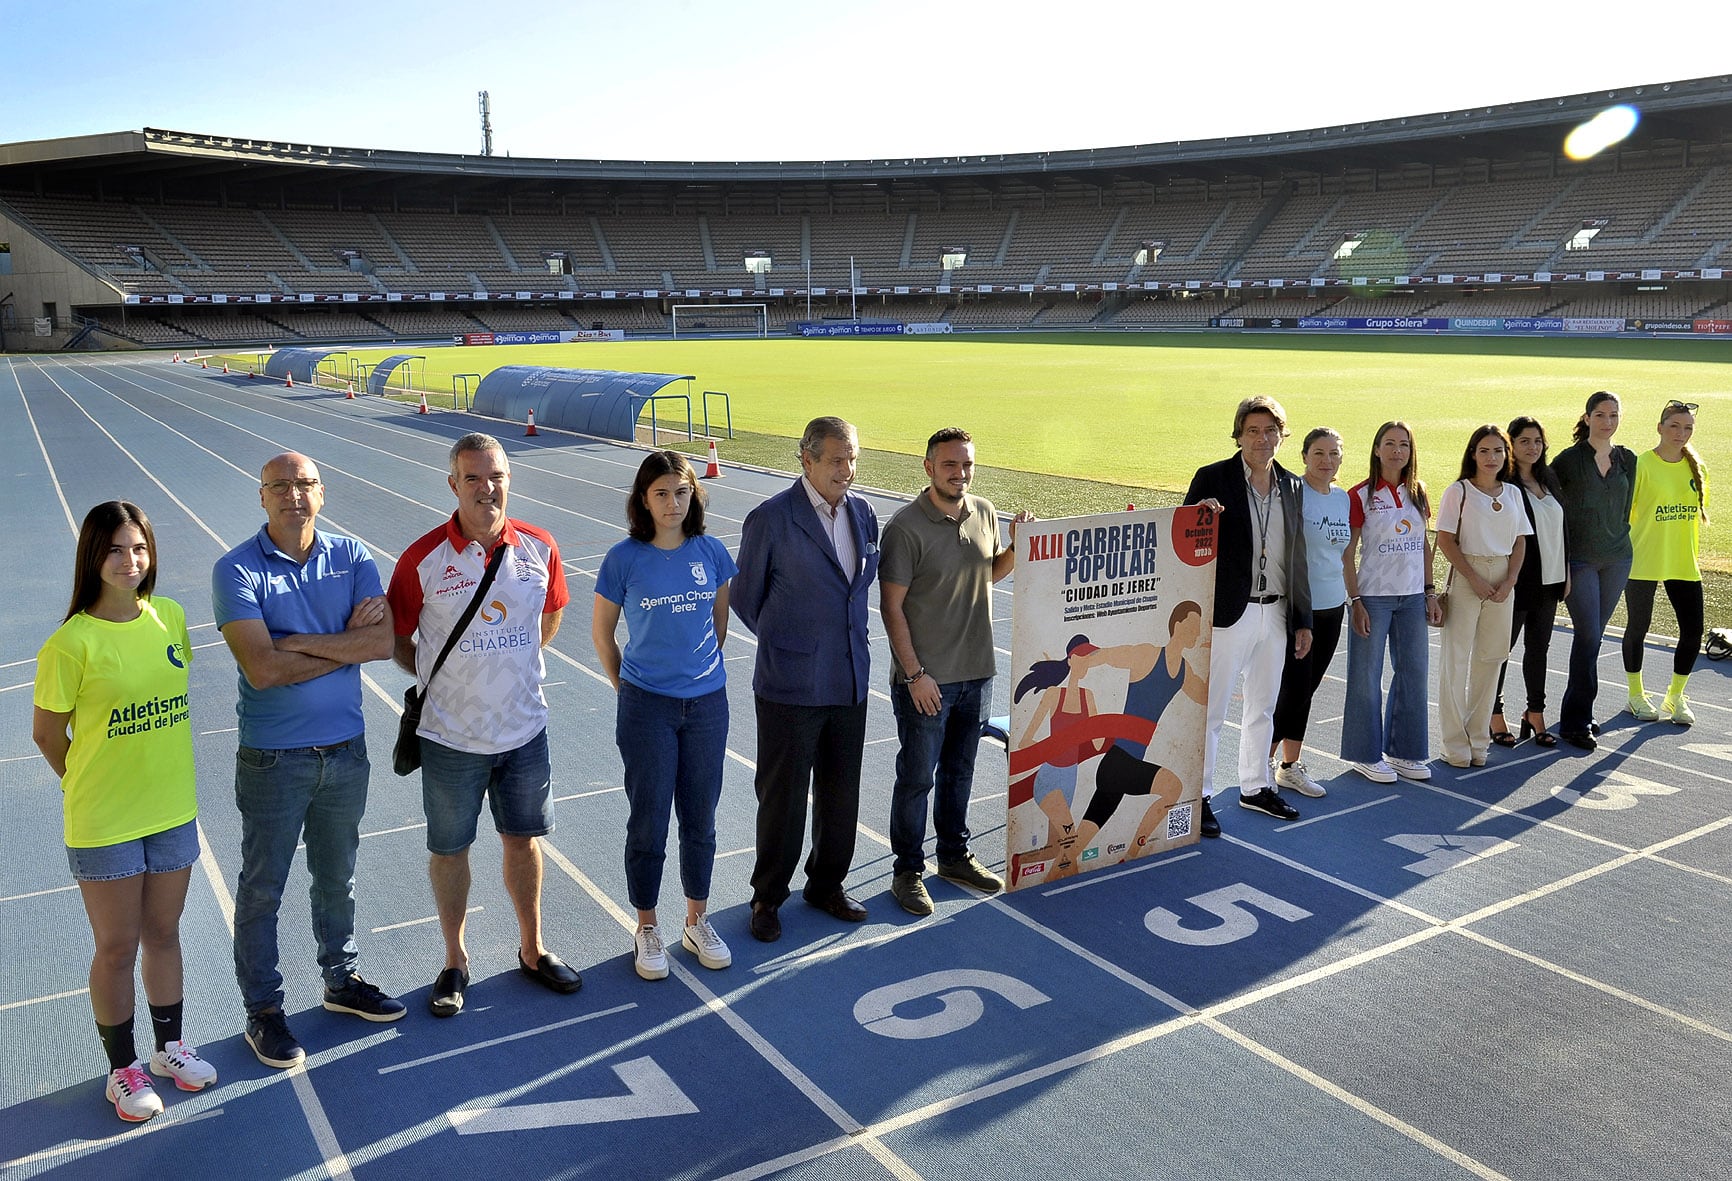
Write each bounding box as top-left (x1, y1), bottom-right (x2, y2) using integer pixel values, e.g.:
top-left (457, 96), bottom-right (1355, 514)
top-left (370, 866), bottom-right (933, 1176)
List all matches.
top-left (1166, 802), bottom-right (1193, 840)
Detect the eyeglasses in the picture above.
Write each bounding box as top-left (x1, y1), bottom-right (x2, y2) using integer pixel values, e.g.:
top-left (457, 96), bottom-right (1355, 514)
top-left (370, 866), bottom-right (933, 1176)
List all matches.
top-left (1663, 401), bottom-right (1700, 413)
top-left (262, 479), bottom-right (321, 496)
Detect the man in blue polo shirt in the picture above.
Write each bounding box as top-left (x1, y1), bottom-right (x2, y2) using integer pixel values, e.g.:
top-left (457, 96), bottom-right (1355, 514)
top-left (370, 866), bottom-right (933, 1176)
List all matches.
top-left (213, 451), bottom-right (405, 1070)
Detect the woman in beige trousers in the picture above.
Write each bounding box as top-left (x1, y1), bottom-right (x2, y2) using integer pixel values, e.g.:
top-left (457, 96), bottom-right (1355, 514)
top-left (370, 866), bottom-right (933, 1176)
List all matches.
top-left (1435, 425), bottom-right (1530, 767)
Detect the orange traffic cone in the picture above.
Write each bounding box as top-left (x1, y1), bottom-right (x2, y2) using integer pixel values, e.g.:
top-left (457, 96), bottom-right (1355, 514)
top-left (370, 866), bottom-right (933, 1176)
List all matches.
top-left (200, 358), bottom-right (208, 369)
top-left (171, 352), bottom-right (180, 363)
top-left (417, 391), bottom-right (430, 415)
top-left (703, 439), bottom-right (723, 479)
top-left (1126, 503), bottom-right (1135, 511)
top-left (345, 382), bottom-right (356, 399)
top-left (247, 369), bottom-right (256, 379)
top-left (525, 408), bottom-right (538, 437)
top-left (222, 362), bottom-right (229, 374)
top-left (285, 373), bottom-right (294, 389)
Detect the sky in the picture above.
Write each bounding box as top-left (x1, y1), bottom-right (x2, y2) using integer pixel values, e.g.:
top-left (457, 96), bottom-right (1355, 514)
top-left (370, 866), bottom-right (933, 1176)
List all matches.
top-left (2, 1), bottom-right (1726, 163)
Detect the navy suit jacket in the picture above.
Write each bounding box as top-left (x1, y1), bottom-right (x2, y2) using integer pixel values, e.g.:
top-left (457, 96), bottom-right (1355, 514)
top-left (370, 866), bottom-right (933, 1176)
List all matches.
top-left (733, 478), bottom-right (880, 707)
top-left (1185, 455), bottom-right (1312, 635)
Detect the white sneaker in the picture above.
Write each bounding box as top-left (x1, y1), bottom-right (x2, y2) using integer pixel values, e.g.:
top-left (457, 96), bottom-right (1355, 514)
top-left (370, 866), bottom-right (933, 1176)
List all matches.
top-left (149, 1039), bottom-right (217, 1091)
top-left (633, 924), bottom-right (669, 981)
top-left (682, 915), bottom-right (733, 970)
top-left (1274, 762), bottom-right (1327, 798)
top-left (106, 1062), bottom-right (164, 1123)
top-left (1386, 756), bottom-right (1432, 781)
top-left (1351, 760), bottom-right (1398, 783)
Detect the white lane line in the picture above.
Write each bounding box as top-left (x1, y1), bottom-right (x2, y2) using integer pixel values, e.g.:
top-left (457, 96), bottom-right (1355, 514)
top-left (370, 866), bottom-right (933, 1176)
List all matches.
top-left (750, 918), bottom-right (955, 976)
top-left (0, 1107), bottom-right (227, 1171)
top-left (1039, 849), bottom-right (1203, 897)
top-left (378, 1003), bottom-right (640, 1075)
top-left (199, 727), bottom-right (240, 736)
top-left (1456, 928), bottom-right (1732, 1046)
top-left (1274, 794), bottom-right (1401, 831)
top-left (537, 838), bottom-right (886, 1145)
top-left (10, 361), bottom-right (79, 538)
top-left (0, 987), bottom-right (90, 1012)
top-left (372, 906), bottom-right (481, 934)
top-left (715, 845), bottom-right (755, 859)
top-left (1204, 1017), bottom-right (1516, 1181)
top-left (0, 884), bottom-right (79, 903)
top-left (360, 821), bottom-right (426, 840)
top-left (551, 786), bottom-right (625, 803)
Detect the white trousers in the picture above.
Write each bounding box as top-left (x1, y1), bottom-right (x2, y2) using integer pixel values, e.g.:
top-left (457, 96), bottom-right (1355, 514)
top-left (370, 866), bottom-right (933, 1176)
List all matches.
top-left (1203, 600), bottom-right (1288, 799)
top-left (1438, 554), bottom-right (1515, 764)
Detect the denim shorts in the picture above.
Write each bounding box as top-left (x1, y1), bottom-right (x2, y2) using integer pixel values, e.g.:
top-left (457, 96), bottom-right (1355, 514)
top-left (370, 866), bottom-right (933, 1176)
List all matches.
top-left (420, 728), bottom-right (554, 854)
top-left (67, 817), bottom-right (200, 882)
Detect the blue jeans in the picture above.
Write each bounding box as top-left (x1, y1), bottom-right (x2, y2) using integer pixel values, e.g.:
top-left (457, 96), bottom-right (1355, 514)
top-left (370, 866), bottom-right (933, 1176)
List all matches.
top-left (617, 683), bottom-right (728, 911)
top-left (420, 729), bottom-right (553, 855)
top-left (1341, 594), bottom-right (1429, 763)
top-left (232, 738), bottom-right (368, 1016)
top-left (1560, 556), bottom-right (1632, 734)
top-left (890, 677), bottom-right (988, 876)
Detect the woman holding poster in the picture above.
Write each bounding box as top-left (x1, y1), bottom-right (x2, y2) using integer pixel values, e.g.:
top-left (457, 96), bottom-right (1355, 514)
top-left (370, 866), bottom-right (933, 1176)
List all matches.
top-left (1341, 422), bottom-right (1442, 783)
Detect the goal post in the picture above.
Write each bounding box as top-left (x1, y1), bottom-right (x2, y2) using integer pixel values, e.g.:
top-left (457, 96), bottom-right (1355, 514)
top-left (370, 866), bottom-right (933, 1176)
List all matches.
top-left (671, 303), bottom-right (768, 338)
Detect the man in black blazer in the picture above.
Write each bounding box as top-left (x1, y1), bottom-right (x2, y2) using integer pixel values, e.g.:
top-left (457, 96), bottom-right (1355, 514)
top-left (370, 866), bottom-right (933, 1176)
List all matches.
top-left (733, 417), bottom-right (880, 941)
top-left (1185, 396), bottom-right (1313, 835)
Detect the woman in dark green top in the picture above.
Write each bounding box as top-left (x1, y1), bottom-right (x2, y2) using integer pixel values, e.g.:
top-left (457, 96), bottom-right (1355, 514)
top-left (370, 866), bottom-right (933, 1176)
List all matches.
top-left (1552, 391), bottom-right (1638, 749)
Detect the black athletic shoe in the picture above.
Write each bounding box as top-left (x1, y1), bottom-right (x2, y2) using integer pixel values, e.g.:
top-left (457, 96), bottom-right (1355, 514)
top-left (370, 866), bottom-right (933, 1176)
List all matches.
top-left (245, 1009), bottom-right (305, 1070)
top-left (1200, 796), bottom-right (1221, 838)
top-left (1238, 787), bottom-right (1300, 821)
top-left (323, 974), bottom-right (407, 1023)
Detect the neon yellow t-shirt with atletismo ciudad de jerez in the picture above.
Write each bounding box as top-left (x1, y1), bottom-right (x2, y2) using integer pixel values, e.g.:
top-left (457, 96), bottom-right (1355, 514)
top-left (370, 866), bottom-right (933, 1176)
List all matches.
top-left (1629, 450), bottom-right (1709, 583)
top-left (33, 596), bottom-right (197, 848)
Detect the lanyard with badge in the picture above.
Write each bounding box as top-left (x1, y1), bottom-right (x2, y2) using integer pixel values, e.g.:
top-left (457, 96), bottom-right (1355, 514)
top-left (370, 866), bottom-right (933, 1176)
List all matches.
top-left (1246, 476), bottom-right (1274, 594)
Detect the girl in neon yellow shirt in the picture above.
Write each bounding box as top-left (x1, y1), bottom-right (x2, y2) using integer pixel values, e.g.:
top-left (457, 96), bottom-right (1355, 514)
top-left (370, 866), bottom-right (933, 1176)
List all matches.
top-left (32, 502), bottom-right (214, 1123)
top-left (1623, 402), bottom-right (1710, 725)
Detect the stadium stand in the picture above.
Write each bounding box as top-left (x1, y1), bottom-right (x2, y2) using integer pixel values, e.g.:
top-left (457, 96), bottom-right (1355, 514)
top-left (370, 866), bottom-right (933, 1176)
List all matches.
top-left (3, 76), bottom-right (1730, 349)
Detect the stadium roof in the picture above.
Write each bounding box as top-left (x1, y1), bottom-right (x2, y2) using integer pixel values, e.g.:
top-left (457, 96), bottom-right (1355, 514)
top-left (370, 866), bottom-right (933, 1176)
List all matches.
top-left (3, 75), bottom-right (1728, 202)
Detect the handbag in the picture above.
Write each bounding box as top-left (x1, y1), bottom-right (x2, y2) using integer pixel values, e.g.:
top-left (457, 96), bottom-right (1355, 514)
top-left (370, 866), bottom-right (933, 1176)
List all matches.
top-left (394, 544), bottom-right (507, 775)
top-left (1428, 481), bottom-right (1466, 630)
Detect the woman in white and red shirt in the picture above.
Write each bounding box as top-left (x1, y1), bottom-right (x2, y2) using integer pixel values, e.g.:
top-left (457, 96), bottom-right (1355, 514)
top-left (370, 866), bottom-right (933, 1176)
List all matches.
top-left (1341, 422), bottom-right (1442, 783)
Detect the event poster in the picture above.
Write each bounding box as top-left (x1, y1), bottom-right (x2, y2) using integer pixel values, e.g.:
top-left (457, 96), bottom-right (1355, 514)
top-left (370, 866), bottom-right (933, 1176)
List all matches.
top-left (1005, 506), bottom-right (1217, 891)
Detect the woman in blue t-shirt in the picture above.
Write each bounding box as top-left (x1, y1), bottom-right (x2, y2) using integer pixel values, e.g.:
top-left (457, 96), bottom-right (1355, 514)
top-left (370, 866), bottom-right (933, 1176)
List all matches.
top-left (593, 452), bottom-right (737, 982)
top-left (1270, 427), bottom-right (1351, 798)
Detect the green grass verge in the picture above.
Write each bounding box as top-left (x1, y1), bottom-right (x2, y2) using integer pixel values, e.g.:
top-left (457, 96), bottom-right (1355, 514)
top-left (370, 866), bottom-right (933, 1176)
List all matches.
top-left (217, 331), bottom-right (1726, 629)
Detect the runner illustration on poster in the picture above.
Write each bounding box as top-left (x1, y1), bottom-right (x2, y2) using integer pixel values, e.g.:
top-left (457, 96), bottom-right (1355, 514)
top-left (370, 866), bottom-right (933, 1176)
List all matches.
top-left (1006, 506), bottom-right (1217, 890)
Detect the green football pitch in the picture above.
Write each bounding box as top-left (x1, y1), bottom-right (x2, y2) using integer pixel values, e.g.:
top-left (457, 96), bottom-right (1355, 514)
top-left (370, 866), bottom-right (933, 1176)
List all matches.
top-left (247, 331), bottom-right (1728, 571)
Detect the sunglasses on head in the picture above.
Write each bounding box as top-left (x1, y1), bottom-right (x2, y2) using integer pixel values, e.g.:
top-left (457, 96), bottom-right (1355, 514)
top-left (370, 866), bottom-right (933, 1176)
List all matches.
top-left (1663, 401), bottom-right (1700, 414)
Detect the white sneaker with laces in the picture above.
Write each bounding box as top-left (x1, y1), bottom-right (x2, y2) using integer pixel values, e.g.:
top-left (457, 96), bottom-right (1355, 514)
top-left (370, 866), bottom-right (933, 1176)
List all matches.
top-left (150, 1039), bottom-right (217, 1091)
top-left (1351, 759), bottom-right (1398, 783)
top-left (1386, 755), bottom-right (1432, 781)
top-left (106, 1062), bottom-right (164, 1122)
top-left (633, 924), bottom-right (669, 980)
top-left (1274, 762), bottom-right (1327, 798)
top-left (682, 915), bottom-right (733, 970)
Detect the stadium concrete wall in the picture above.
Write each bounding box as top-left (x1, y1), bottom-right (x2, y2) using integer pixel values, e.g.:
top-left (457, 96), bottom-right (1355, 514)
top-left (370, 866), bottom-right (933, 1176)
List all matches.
top-left (0, 209), bottom-right (126, 351)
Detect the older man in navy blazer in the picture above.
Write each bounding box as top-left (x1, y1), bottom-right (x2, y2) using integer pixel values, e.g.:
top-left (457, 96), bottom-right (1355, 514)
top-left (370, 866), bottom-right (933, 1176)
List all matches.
top-left (734, 416), bottom-right (881, 941)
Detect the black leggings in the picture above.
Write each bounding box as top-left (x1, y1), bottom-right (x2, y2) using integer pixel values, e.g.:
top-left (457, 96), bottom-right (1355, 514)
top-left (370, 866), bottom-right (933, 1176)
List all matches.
top-left (1081, 745), bottom-right (1161, 830)
top-left (1271, 604), bottom-right (1345, 745)
top-left (1622, 578), bottom-right (1704, 677)
top-left (1495, 599), bottom-right (1561, 716)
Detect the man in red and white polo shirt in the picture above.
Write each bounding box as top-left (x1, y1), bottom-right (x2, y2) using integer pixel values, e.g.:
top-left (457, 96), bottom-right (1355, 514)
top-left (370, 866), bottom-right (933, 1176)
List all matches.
top-left (388, 432), bottom-right (578, 1017)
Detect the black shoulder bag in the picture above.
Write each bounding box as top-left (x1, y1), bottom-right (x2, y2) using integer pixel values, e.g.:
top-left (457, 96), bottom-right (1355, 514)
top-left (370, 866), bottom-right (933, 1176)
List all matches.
top-left (394, 544), bottom-right (507, 775)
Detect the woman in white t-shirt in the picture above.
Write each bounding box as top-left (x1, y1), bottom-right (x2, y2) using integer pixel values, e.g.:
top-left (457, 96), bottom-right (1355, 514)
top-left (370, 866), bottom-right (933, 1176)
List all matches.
top-left (1435, 425), bottom-right (1530, 767)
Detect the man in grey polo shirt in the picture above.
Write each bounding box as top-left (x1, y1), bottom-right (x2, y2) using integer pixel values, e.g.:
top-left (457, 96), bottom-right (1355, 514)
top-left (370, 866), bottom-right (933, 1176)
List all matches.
top-left (881, 427), bottom-right (1032, 915)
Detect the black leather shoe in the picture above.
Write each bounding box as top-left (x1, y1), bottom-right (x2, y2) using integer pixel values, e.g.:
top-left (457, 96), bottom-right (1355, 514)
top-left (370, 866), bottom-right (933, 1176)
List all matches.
top-left (750, 901), bottom-right (781, 943)
top-left (1560, 730), bottom-right (1597, 751)
top-left (429, 967), bottom-right (468, 1018)
top-left (1200, 796), bottom-right (1221, 838)
top-left (518, 952), bottom-right (583, 994)
top-left (1238, 787), bottom-right (1301, 821)
top-left (803, 890), bottom-right (868, 922)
